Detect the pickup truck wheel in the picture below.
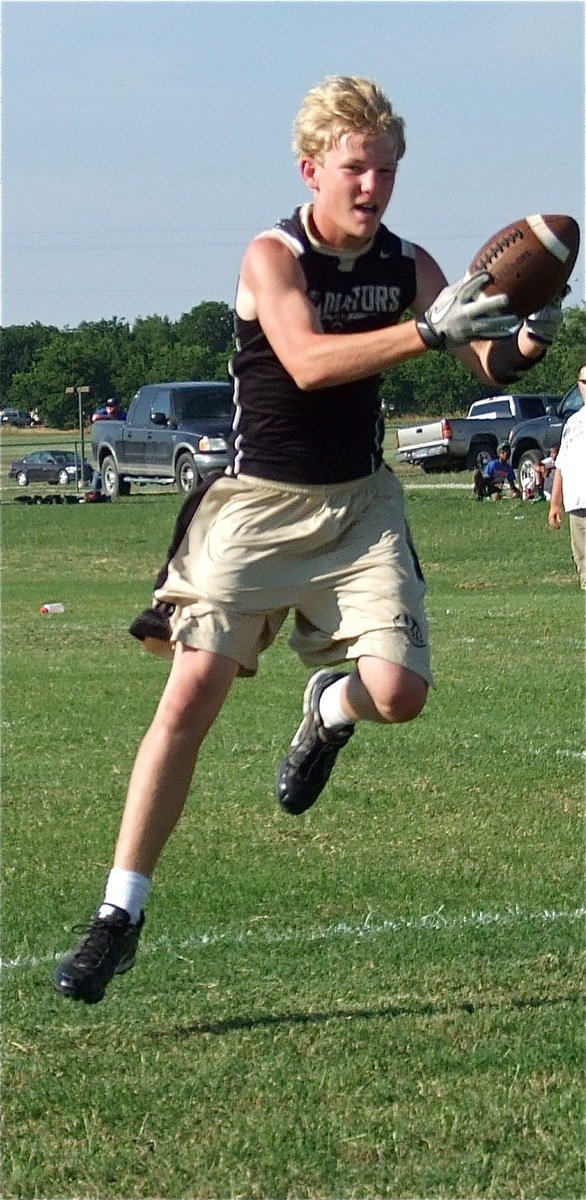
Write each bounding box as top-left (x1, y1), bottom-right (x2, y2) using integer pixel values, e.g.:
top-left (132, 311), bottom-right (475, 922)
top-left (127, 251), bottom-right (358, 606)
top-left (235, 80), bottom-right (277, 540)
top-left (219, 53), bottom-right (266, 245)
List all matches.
top-left (175, 452), bottom-right (199, 494)
top-left (101, 454), bottom-right (123, 499)
top-left (467, 442), bottom-right (494, 472)
top-left (421, 462), bottom-right (446, 474)
top-left (518, 449), bottom-right (542, 492)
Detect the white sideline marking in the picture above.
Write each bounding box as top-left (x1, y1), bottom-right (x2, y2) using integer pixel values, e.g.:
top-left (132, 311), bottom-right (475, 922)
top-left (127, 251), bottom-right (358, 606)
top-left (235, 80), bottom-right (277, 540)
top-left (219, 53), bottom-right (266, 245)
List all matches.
top-left (529, 747), bottom-right (586, 762)
top-left (404, 482), bottom-right (470, 489)
top-left (2, 905), bottom-right (584, 972)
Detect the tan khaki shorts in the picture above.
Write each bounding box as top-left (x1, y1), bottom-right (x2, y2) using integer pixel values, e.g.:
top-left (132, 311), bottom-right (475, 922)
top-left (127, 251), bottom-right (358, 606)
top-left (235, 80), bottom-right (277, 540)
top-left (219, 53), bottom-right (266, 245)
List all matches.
top-left (569, 510), bottom-right (586, 588)
top-left (155, 467), bottom-right (432, 682)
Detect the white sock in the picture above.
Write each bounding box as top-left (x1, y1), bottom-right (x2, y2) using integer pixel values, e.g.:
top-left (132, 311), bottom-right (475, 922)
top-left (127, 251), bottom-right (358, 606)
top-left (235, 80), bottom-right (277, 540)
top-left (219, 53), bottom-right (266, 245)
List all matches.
top-left (99, 867), bottom-right (151, 924)
top-left (319, 676), bottom-right (354, 730)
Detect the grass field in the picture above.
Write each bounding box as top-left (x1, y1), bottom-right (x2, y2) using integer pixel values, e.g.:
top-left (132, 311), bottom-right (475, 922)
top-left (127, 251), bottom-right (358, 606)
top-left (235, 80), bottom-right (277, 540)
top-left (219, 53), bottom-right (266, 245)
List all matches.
top-left (1, 468), bottom-right (584, 1199)
top-left (0, 420), bottom-right (431, 500)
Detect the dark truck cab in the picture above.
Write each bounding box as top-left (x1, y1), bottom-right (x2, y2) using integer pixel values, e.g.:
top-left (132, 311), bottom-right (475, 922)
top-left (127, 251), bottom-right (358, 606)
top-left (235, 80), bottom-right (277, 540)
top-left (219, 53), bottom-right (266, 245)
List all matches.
top-left (92, 380), bottom-right (234, 497)
top-left (508, 383), bottom-right (583, 492)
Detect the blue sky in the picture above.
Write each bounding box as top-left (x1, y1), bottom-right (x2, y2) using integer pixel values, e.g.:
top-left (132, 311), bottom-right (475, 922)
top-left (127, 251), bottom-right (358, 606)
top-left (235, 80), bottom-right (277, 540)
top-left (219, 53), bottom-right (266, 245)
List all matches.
top-left (2, 0), bottom-right (584, 329)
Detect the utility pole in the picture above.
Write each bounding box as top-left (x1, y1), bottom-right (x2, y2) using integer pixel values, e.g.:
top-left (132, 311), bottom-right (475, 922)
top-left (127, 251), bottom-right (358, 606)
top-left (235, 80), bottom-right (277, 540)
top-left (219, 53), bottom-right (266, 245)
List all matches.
top-left (65, 385), bottom-right (91, 487)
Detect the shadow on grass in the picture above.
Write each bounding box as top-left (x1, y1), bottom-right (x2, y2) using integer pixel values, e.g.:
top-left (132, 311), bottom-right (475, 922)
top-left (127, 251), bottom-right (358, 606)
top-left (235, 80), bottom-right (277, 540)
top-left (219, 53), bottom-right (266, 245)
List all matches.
top-left (163, 991), bottom-right (581, 1039)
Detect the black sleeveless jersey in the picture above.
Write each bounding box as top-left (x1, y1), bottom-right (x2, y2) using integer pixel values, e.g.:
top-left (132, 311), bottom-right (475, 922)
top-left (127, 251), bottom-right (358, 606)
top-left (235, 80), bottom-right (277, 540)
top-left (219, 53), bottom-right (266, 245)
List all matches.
top-left (229, 205), bottom-right (417, 485)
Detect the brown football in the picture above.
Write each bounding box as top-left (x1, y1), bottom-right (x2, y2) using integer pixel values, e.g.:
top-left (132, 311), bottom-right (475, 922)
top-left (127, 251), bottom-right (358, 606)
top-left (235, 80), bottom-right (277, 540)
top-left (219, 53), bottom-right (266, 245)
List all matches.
top-left (469, 214), bottom-right (580, 317)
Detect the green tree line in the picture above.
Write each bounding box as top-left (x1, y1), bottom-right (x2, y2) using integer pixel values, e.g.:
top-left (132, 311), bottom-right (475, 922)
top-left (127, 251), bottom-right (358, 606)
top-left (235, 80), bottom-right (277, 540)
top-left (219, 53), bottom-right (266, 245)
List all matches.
top-left (0, 302), bottom-right (234, 429)
top-left (379, 305), bottom-right (585, 416)
top-left (1, 301), bottom-right (584, 429)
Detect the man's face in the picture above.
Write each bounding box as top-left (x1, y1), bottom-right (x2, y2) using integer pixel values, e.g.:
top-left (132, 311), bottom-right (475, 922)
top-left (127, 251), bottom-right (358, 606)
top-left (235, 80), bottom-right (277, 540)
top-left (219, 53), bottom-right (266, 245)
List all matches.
top-left (301, 131), bottom-right (398, 248)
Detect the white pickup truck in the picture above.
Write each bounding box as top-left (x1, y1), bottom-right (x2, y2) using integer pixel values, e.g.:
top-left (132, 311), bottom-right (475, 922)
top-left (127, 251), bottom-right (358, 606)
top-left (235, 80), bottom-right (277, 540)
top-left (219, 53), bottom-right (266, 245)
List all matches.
top-left (395, 393), bottom-right (560, 473)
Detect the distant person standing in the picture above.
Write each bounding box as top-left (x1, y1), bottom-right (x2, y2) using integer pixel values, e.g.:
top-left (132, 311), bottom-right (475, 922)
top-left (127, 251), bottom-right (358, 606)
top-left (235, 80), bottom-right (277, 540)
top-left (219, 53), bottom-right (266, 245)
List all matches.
top-left (92, 397), bottom-right (127, 423)
top-left (89, 398), bottom-right (127, 493)
top-left (548, 369), bottom-right (586, 588)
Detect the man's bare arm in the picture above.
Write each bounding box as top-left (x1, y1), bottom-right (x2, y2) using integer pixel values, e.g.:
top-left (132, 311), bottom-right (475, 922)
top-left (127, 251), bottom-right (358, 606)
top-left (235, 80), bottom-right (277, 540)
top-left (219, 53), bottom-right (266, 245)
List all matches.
top-left (238, 236), bottom-right (428, 390)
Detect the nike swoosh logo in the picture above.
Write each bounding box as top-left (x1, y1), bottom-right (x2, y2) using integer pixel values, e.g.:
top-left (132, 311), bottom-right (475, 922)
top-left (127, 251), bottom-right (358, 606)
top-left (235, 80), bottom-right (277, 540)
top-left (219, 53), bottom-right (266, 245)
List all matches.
top-left (380, 251), bottom-right (393, 259)
top-left (428, 295), bottom-right (453, 322)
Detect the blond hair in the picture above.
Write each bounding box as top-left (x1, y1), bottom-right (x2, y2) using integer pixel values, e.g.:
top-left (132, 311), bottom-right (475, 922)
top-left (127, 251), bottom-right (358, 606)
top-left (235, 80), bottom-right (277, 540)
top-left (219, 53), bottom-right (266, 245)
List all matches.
top-left (292, 76), bottom-right (406, 162)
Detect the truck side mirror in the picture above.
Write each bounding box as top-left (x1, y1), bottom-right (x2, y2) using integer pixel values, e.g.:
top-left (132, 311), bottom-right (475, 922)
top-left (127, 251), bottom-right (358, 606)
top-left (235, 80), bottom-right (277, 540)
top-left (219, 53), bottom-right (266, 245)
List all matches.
top-left (151, 411), bottom-right (168, 426)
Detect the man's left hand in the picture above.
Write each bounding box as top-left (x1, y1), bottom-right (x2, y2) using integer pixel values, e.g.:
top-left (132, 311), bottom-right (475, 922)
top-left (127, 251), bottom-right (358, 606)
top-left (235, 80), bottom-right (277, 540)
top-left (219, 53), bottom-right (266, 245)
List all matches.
top-left (523, 288), bottom-right (568, 346)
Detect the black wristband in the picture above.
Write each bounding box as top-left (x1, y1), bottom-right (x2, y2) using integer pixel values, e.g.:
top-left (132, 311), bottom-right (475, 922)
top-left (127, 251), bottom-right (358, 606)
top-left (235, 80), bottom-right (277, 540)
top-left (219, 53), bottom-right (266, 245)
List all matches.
top-left (487, 337), bottom-right (546, 385)
top-left (525, 329), bottom-right (554, 347)
top-left (416, 316), bottom-right (445, 351)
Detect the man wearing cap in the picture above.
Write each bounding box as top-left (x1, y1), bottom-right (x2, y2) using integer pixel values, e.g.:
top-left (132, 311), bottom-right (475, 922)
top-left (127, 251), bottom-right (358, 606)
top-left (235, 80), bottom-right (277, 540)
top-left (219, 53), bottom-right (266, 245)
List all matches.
top-left (91, 397), bottom-right (127, 423)
top-left (88, 398), bottom-right (127, 495)
top-left (473, 442), bottom-right (521, 501)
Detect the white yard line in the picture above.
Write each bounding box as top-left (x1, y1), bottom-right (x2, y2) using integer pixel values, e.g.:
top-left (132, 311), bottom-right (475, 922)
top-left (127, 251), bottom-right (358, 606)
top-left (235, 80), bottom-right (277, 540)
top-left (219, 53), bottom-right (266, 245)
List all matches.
top-left (2, 905), bottom-right (584, 972)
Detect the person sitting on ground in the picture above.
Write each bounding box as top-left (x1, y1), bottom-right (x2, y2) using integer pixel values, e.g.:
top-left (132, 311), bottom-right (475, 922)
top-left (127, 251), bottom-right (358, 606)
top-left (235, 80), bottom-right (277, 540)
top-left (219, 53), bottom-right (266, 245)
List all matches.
top-left (473, 442), bottom-right (521, 500)
top-left (532, 443), bottom-right (559, 501)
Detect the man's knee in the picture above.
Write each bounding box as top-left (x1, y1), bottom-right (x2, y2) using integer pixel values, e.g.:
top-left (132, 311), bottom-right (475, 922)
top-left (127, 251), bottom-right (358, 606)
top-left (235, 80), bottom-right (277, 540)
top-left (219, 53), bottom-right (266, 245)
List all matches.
top-left (379, 681), bottom-right (427, 723)
top-left (155, 647), bottom-right (238, 736)
top-left (361, 665), bottom-right (428, 724)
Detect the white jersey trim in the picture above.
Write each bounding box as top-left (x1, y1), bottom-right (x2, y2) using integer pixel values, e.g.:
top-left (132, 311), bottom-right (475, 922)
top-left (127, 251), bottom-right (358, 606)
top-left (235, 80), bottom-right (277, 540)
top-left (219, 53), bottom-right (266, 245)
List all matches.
top-left (254, 228), bottom-right (304, 258)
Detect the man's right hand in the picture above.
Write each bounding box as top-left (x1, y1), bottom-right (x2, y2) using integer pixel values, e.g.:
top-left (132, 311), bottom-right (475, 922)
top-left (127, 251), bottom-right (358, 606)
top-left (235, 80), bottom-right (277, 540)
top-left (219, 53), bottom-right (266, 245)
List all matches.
top-left (417, 272), bottom-right (516, 350)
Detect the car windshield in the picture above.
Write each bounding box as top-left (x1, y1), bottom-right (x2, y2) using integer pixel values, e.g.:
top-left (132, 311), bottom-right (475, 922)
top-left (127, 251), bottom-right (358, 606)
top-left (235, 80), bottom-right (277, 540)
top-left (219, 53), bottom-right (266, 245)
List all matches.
top-left (560, 384), bottom-right (582, 419)
top-left (173, 387), bottom-right (233, 422)
top-left (51, 452), bottom-right (76, 464)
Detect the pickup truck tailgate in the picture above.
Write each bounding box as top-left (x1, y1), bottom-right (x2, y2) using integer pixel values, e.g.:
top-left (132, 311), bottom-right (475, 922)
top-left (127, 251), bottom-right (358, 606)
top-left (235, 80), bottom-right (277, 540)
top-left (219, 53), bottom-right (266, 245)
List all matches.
top-left (396, 420), bottom-right (446, 452)
top-left (396, 419), bottom-right (453, 462)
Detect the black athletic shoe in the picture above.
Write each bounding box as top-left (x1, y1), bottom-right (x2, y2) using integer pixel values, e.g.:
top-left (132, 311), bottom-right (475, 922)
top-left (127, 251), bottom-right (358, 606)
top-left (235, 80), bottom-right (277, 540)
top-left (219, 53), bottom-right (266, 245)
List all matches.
top-left (54, 907), bottom-right (145, 1004)
top-left (276, 670), bottom-right (355, 815)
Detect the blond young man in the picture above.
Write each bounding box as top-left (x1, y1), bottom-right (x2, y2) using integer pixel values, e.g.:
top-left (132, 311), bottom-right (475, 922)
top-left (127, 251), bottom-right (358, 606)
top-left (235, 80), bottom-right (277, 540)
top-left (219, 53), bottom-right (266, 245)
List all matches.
top-left (55, 76), bottom-right (558, 1003)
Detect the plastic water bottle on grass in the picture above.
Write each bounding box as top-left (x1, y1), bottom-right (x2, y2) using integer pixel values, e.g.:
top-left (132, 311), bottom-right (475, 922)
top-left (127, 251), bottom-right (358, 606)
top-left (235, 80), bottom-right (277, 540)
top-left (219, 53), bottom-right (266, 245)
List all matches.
top-left (40, 603), bottom-right (65, 615)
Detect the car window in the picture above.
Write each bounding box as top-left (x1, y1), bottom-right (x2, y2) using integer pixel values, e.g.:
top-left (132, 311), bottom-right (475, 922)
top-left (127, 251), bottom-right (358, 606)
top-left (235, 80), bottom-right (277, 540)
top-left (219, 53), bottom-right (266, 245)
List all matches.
top-left (133, 390), bottom-right (155, 424)
top-left (469, 400), bottom-right (511, 418)
top-left (151, 388), bottom-right (173, 422)
top-left (173, 386), bottom-right (233, 421)
top-left (518, 395), bottom-right (549, 418)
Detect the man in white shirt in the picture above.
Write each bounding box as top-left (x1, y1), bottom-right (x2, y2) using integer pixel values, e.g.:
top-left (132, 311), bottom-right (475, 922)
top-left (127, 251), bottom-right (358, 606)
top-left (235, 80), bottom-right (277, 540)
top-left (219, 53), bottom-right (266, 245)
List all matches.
top-left (548, 369), bottom-right (586, 588)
